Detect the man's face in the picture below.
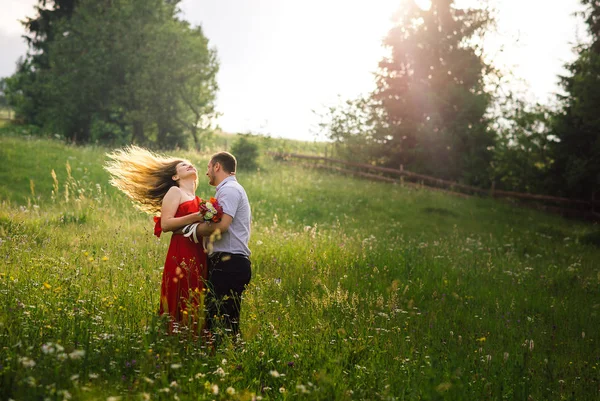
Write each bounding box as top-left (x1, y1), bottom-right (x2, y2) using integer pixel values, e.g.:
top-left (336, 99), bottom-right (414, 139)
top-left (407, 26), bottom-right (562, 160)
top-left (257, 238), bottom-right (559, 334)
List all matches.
top-left (206, 161), bottom-right (217, 186)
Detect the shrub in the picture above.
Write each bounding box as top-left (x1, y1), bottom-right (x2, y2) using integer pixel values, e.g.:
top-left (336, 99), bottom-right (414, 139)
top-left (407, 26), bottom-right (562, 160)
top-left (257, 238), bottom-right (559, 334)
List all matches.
top-left (230, 134), bottom-right (259, 170)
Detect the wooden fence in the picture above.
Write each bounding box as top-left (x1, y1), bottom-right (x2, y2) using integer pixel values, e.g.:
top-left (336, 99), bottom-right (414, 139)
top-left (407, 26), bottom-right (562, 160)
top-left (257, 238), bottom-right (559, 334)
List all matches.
top-left (269, 152), bottom-right (600, 221)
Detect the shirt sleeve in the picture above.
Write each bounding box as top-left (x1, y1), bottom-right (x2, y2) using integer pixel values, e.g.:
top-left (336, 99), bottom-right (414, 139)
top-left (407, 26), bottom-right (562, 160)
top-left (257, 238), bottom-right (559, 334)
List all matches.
top-left (218, 185), bottom-right (241, 219)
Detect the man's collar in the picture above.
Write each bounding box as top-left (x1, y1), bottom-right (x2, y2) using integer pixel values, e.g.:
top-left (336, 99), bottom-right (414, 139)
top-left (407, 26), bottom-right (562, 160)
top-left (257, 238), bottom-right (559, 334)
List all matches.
top-left (216, 175), bottom-right (237, 191)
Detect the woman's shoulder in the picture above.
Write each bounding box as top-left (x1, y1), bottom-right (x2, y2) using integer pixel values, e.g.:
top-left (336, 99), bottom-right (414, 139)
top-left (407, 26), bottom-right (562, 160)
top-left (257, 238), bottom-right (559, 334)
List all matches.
top-left (163, 186), bottom-right (183, 202)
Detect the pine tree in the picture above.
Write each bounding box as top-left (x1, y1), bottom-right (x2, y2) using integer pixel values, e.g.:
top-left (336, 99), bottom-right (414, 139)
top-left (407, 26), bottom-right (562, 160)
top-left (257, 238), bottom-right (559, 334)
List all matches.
top-left (550, 0), bottom-right (600, 199)
top-left (374, 0), bottom-right (495, 185)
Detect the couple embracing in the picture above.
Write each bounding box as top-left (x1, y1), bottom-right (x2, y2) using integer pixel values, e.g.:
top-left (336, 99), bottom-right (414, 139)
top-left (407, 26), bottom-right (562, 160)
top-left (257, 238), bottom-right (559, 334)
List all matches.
top-left (106, 147), bottom-right (251, 345)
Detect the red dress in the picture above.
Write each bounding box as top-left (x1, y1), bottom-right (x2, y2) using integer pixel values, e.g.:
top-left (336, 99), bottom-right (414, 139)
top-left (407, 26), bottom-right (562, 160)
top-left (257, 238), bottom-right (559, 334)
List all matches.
top-left (153, 197), bottom-right (207, 332)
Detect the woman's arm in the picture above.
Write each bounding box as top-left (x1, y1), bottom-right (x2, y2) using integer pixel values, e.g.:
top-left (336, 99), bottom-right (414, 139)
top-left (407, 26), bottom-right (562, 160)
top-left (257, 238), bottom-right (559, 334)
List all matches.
top-left (196, 214), bottom-right (233, 237)
top-left (160, 187), bottom-right (203, 233)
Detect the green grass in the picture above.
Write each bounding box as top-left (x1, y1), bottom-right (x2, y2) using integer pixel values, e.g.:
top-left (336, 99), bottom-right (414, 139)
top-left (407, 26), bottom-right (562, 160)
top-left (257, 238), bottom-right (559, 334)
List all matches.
top-left (1, 129), bottom-right (599, 400)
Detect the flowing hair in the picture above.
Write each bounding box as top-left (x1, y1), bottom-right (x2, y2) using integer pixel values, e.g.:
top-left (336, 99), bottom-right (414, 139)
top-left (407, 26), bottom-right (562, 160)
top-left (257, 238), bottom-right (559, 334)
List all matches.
top-left (104, 146), bottom-right (197, 215)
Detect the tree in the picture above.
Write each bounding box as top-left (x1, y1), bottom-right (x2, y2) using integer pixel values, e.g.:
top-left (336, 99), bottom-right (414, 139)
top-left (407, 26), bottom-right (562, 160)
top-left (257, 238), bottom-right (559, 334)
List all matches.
top-left (549, 0), bottom-right (600, 199)
top-left (6, 0), bottom-right (219, 148)
top-left (171, 25), bottom-right (219, 150)
top-left (491, 100), bottom-right (556, 193)
top-left (317, 95), bottom-right (388, 163)
top-left (0, 78), bottom-right (7, 110)
top-left (373, 0), bottom-right (496, 185)
top-left (9, 0), bottom-right (78, 125)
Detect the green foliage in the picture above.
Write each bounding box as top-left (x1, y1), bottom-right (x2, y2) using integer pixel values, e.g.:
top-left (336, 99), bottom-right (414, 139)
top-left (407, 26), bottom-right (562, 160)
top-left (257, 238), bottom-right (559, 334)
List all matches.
top-left (317, 96), bottom-right (386, 164)
top-left (374, 0), bottom-right (496, 185)
top-left (319, 0), bottom-right (497, 187)
top-left (5, 0), bottom-right (219, 149)
top-left (491, 100), bottom-right (556, 193)
top-left (1, 135), bottom-right (599, 400)
top-left (551, 42), bottom-right (600, 199)
top-left (0, 78), bottom-right (8, 109)
top-left (230, 134), bottom-right (260, 170)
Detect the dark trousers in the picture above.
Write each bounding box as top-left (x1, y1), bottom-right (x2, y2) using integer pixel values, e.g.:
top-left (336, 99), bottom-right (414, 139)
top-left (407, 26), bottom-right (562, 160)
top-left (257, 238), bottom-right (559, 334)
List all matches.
top-left (205, 252), bottom-right (251, 341)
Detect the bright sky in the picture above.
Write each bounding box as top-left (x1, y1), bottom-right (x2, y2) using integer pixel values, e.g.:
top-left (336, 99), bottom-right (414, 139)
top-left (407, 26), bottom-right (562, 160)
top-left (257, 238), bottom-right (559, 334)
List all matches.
top-left (0, 0), bottom-right (587, 140)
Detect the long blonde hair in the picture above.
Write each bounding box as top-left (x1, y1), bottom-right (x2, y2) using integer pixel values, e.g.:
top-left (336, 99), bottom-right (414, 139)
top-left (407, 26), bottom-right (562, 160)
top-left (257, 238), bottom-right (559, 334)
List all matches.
top-left (105, 146), bottom-right (197, 215)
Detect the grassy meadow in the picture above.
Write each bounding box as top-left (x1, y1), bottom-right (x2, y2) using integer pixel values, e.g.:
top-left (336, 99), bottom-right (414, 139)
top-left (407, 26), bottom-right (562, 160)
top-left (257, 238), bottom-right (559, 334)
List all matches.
top-left (1, 129), bottom-right (599, 400)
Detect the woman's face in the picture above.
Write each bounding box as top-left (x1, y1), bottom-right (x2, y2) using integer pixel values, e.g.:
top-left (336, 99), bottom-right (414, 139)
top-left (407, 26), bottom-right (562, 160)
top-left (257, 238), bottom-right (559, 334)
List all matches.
top-left (174, 161), bottom-right (197, 181)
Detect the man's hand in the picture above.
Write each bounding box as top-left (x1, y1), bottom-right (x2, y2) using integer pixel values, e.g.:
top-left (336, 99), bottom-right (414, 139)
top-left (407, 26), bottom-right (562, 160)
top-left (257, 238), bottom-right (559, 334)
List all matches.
top-left (196, 214), bottom-right (233, 237)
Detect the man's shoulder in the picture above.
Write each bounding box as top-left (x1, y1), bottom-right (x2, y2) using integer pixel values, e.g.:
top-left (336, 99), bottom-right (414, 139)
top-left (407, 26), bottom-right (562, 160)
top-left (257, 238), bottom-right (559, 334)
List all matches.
top-left (219, 179), bottom-right (246, 194)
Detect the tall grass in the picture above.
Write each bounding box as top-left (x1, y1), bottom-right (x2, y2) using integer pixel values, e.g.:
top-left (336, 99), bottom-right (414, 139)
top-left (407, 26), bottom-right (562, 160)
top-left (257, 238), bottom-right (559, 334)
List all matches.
top-left (1, 133), bottom-right (599, 400)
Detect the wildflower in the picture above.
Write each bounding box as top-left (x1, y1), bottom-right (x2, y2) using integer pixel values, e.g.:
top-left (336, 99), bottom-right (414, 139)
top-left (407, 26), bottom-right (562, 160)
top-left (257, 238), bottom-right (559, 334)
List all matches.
top-left (170, 381), bottom-right (178, 388)
top-left (436, 382), bottom-right (452, 393)
top-left (69, 349), bottom-right (85, 360)
top-left (19, 357), bottom-right (36, 368)
top-left (171, 363), bottom-right (182, 370)
top-left (279, 387), bottom-right (286, 393)
top-left (226, 387), bottom-right (235, 395)
top-left (214, 367), bottom-right (226, 377)
top-left (102, 256), bottom-right (109, 261)
top-left (195, 372), bottom-right (206, 379)
top-left (269, 370), bottom-right (280, 378)
top-left (296, 384), bottom-right (309, 393)
top-left (43, 282), bottom-right (52, 290)
top-left (476, 337), bottom-right (486, 342)
top-left (141, 393), bottom-right (150, 401)
top-left (106, 397), bottom-right (121, 401)
top-left (211, 384), bottom-right (219, 395)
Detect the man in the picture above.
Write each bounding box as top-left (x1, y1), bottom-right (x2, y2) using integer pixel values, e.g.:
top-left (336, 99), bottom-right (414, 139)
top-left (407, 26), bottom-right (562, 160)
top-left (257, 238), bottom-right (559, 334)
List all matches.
top-left (195, 151), bottom-right (251, 343)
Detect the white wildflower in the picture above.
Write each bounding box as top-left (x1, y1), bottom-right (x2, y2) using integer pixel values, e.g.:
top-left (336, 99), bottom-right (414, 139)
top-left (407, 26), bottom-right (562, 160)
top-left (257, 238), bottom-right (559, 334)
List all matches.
top-left (19, 357), bottom-right (36, 368)
top-left (69, 349), bottom-right (85, 360)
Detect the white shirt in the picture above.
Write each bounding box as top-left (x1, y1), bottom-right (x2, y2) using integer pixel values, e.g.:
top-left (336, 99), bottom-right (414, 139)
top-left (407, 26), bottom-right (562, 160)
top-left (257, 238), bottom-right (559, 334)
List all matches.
top-left (212, 176), bottom-right (251, 256)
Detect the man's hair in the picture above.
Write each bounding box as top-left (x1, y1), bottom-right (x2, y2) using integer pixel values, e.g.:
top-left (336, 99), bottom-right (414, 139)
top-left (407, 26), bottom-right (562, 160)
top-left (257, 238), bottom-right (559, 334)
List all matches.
top-left (211, 151), bottom-right (237, 173)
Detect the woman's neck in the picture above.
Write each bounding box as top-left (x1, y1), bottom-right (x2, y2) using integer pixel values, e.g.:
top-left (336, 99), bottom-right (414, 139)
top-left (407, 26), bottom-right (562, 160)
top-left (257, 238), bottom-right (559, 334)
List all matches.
top-left (178, 179), bottom-right (196, 198)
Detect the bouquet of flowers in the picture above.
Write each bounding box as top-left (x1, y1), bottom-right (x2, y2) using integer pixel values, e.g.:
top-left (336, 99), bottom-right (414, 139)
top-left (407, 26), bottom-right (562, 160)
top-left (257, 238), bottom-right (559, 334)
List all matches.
top-left (198, 197), bottom-right (224, 223)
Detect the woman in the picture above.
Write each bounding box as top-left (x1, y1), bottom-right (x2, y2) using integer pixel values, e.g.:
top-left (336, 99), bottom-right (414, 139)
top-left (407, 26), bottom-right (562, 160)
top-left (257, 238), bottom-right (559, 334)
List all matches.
top-left (105, 146), bottom-right (207, 333)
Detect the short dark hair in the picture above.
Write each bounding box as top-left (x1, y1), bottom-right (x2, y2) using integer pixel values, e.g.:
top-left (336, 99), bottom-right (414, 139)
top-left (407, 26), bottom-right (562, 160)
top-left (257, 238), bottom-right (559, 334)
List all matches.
top-left (211, 151), bottom-right (237, 173)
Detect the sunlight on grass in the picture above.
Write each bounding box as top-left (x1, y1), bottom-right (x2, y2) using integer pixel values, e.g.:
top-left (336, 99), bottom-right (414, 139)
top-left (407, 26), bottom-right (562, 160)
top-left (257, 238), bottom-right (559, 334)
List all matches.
top-left (1, 135), bottom-right (599, 400)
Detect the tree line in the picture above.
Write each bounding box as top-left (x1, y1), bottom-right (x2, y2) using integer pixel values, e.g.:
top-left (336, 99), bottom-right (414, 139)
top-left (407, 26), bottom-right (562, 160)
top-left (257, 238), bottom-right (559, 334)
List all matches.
top-left (1, 0), bottom-right (598, 201)
top-left (2, 0), bottom-right (218, 150)
top-left (318, 0), bottom-right (599, 201)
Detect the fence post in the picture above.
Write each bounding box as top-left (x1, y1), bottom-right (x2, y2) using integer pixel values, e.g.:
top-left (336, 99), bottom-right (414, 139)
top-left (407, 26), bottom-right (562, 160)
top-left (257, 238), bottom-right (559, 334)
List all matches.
top-left (400, 164), bottom-right (404, 187)
top-left (490, 181), bottom-right (496, 198)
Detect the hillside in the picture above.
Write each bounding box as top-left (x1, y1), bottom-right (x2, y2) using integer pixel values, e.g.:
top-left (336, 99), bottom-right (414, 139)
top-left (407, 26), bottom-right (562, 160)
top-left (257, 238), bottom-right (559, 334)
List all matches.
top-left (1, 131), bottom-right (599, 400)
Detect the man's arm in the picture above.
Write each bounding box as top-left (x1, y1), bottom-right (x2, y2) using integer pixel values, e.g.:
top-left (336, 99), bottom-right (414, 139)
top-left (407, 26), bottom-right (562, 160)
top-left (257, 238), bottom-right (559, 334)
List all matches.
top-left (196, 214), bottom-right (233, 237)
